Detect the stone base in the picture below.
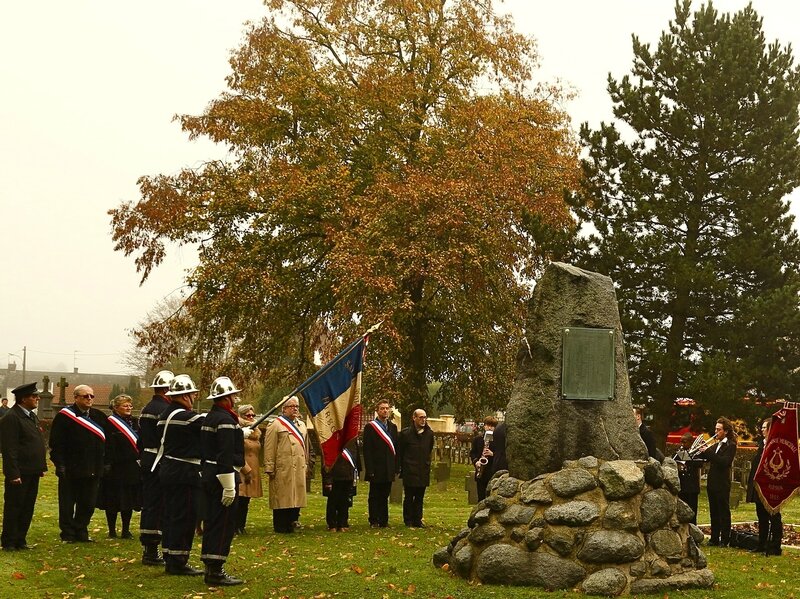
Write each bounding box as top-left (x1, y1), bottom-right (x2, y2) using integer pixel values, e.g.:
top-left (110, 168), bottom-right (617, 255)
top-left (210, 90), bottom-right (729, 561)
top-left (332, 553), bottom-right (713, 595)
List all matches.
top-left (433, 456), bottom-right (714, 596)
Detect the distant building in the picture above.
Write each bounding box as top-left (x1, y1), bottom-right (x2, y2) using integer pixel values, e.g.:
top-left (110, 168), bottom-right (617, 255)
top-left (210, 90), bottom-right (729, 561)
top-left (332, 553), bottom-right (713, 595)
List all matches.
top-left (0, 366), bottom-right (143, 417)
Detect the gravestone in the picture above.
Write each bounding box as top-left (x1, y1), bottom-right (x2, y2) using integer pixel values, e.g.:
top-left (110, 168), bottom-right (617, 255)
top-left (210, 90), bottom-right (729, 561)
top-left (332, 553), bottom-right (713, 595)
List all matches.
top-left (506, 262), bottom-right (647, 481)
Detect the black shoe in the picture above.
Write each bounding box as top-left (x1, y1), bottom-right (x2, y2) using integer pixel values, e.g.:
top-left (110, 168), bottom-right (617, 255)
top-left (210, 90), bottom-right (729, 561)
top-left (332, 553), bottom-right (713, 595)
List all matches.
top-left (77, 538), bottom-right (95, 543)
top-left (413, 521), bottom-right (426, 528)
top-left (165, 563), bottom-right (204, 576)
top-left (708, 539), bottom-right (719, 546)
top-left (120, 531), bottom-right (133, 539)
top-left (370, 523), bottom-right (380, 529)
top-left (16, 544), bottom-right (29, 550)
top-left (2, 546), bottom-right (17, 552)
top-left (108, 531), bottom-right (117, 538)
top-left (766, 546), bottom-right (783, 556)
top-left (204, 564), bottom-right (244, 586)
top-left (142, 545), bottom-right (165, 566)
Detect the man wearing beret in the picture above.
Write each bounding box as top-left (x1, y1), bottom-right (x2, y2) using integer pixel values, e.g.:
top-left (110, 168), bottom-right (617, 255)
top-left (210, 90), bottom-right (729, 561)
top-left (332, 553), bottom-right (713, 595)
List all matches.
top-left (1, 382), bottom-right (48, 551)
top-left (49, 384), bottom-right (107, 543)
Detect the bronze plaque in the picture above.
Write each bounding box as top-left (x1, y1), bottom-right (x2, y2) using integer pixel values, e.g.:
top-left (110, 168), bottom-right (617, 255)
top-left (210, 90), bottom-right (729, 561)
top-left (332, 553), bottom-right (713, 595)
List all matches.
top-left (561, 327), bottom-right (615, 400)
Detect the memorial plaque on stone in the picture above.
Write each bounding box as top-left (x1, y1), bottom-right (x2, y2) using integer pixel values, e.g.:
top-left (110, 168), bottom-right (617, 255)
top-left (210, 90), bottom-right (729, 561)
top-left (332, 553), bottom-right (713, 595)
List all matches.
top-left (561, 327), bottom-right (615, 400)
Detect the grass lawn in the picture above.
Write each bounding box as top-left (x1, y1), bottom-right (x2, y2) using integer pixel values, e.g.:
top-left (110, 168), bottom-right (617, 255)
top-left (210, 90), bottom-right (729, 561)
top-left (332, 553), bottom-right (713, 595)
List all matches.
top-left (1, 462), bottom-right (798, 598)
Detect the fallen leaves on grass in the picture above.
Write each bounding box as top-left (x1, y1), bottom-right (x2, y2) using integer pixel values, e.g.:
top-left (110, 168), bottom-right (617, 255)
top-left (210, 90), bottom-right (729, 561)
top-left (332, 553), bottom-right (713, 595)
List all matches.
top-left (351, 564), bottom-right (363, 574)
top-left (12, 572), bottom-right (25, 580)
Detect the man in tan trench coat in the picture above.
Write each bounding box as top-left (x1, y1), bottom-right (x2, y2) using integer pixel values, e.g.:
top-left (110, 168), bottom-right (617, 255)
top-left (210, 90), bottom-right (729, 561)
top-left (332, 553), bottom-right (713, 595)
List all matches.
top-left (264, 397), bottom-right (309, 533)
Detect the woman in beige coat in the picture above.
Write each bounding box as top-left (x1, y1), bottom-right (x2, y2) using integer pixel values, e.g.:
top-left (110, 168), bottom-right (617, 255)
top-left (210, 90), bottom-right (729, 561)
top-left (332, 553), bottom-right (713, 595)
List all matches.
top-left (264, 397), bottom-right (309, 533)
top-left (236, 404), bottom-right (263, 534)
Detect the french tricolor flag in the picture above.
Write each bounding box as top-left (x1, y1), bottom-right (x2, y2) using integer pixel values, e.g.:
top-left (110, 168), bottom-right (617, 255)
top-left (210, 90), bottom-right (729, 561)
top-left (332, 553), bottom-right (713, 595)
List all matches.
top-left (299, 335), bottom-right (367, 469)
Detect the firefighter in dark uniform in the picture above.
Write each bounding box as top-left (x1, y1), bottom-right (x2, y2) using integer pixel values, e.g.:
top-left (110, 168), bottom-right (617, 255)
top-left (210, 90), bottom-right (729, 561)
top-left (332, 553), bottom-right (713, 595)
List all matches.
top-left (138, 370), bottom-right (174, 566)
top-left (200, 376), bottom-right (246, 586)
top-left (49, 384), bottom-right (107, 543)
top-left (155, 374), bottom-right (205, 576)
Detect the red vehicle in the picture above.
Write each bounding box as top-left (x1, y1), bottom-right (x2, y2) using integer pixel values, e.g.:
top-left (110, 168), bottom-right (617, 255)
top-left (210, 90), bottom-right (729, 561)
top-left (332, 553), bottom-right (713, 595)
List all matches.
top-left (666, 398), bottom-right (705, 445)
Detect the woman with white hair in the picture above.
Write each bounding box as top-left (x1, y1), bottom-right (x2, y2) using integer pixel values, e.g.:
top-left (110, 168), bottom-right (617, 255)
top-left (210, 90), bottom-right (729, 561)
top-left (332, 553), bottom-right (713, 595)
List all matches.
top-left (98, 394), bottom-right (142, 539)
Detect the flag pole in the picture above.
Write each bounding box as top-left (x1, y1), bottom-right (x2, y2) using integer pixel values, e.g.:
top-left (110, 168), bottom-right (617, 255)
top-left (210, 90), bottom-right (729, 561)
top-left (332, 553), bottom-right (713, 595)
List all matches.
top-left (249, 322), bottom-right (382, 429)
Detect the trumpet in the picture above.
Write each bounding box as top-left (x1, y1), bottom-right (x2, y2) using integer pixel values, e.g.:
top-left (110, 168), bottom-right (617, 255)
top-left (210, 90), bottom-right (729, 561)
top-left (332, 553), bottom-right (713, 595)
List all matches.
top-left (475, 430), bottom-right (494, 479)
top-left (687, 433), bottom-right (718, 458)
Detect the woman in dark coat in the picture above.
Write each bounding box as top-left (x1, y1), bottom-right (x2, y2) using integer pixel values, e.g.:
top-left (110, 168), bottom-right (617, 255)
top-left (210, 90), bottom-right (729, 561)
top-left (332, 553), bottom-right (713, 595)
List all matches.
top-left (746, 418), bottom-right (783, 555)
top-left (98, 394), bottom-right (142, 538)
top-left (700, 416), bottom-right (737, 547)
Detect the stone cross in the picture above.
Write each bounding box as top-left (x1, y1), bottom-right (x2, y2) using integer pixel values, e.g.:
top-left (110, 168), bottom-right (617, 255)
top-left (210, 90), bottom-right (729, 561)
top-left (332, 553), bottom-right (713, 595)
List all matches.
top-left (56, 377), bottom-right (69, 404)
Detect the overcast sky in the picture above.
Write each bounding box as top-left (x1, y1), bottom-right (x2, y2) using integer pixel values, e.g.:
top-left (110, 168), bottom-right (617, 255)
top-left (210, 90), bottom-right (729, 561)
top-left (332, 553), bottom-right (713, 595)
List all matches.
top-left (2, 1), bottom-right (798, 376)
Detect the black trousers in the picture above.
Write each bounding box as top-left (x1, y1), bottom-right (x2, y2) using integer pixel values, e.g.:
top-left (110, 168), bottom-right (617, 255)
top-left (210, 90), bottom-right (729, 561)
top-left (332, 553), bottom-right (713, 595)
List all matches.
top-left (236, 497), bottom-right (250, 531)
top-left (476, 476), bottom-right (490, 502)
top-left (162, 483), bottom-right (199, 566)
top-left (2, 475), bottom-right (40, 548)
top-left (402, 485), bottom-right (426, 526)
top-left (707, 486), bottom-right (731, 544)
top-left (201, 481), bottom-right (238, 564)
top-left (326, 481), bottom-right (352, 529)
top-left (139, 467), bottom-right (164, 546)
top-left (57, 475), bottom-right (100, 541)
top-left (368, 481), bottom-right (391, 526)
top-left (755, 496), bottom-right (782, 549)
top-left (272, 507), bottom-right (300, 533)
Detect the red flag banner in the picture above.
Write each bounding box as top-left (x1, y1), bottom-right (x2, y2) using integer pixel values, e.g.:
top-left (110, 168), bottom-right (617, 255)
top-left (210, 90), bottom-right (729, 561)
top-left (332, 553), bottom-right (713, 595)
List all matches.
top-left (754, 403), bottom-right (800, 515)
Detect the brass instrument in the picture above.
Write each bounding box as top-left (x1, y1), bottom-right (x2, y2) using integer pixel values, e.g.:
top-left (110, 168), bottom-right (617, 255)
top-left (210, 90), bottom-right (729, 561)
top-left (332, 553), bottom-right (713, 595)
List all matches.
top-left (475, 430), bottom-right (493, 479)
top-left (687, 433), bottom-right (718, 459)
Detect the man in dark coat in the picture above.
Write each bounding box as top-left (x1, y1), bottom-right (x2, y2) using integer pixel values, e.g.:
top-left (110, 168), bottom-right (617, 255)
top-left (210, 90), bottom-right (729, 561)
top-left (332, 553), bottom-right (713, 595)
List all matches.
top-left (486, 420), bottom-right (508, 478)
top-left (362, 400), bottom-right (398, 528)
top-left (634, 407), bottom-right (659, 460)
top-left (673, 432), bottom-right (702, 524)
top-left (746, 418), bottom-right (783, 555)
top-left (138, 370), bottom-right (174, 566)
top-left (322, 437), bottom-right (360, 531)
top-left (700, 417), bottom-right (737, 546)
top-left (200, 376), bottom-right (245, 586)
top-left (398, 409), bottom-right (434, 528)
top-left (1, 382), bottom-right (47, 551)
top-left (49, 384), bottom-right (107, 543)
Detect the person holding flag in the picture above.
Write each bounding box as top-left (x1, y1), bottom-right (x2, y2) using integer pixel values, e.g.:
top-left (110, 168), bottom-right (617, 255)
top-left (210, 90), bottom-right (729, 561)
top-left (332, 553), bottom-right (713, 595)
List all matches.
top-left (363, 400), bottom-right (399, 528)
top-left (322, 438), bottom-right (360, 531)
top-left (747, 418), bottom-right (783, 555)
top-left (264, 396), bottom-right (310, 533)
top-left (754, 402), bottom-right (800, 556)
top-left (200, 376), bottom-right (245, 586)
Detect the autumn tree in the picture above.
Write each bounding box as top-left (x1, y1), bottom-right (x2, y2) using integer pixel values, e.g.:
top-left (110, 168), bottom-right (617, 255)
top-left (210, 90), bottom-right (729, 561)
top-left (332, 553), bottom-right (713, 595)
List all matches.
top-left (110, 0), bottom-right (580, 418)
top-left (573, 1), bottom-right (800, 443)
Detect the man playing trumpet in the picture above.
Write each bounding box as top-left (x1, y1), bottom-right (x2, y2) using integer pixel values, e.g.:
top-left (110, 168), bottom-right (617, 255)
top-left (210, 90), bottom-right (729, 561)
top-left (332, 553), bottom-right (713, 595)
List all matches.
top-left (699, 417), bottom-right (737, 547)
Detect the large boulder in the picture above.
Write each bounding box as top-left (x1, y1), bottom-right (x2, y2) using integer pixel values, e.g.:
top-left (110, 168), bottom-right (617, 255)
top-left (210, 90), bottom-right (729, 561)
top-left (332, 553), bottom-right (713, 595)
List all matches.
top-left (506, 263), bottom-right (648, 480)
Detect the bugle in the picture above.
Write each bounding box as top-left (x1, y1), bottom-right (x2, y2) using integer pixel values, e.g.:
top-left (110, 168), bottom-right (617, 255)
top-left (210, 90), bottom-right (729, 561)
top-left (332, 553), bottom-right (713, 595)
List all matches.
top-left (687, 433), bottom-right (718, 458)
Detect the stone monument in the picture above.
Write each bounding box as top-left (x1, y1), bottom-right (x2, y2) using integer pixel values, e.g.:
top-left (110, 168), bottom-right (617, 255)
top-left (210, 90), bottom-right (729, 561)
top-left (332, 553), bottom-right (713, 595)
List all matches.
top-left (433, 263), bottom-right (714, 595)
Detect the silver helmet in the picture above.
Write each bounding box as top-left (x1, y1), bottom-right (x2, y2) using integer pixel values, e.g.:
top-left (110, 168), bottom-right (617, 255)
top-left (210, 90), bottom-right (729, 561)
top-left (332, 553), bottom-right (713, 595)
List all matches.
top-left (150, 370), bottom-right (175, 388)
top-left (207, 376), bottom-right (241, 401)
top-left (166, 374), bottom-right (199, 396)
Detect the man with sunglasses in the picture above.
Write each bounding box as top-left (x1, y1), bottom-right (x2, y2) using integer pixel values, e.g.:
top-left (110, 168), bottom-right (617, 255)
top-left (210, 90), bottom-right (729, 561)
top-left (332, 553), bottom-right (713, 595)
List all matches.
top-left (49, 384), bottom-right (107, 543)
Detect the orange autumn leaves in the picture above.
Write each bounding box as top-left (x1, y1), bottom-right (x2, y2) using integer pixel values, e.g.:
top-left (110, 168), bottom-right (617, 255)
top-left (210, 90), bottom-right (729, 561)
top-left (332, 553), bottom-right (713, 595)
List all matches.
top-left (109, 0), bottom-right (580, 413)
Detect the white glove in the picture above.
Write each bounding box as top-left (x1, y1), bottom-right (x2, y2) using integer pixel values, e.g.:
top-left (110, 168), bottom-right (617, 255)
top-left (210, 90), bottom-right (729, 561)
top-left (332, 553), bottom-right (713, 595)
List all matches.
top-left (217, 472), bottom-right (236, 507)
top-left (241, 426), bottom-right (253, 438)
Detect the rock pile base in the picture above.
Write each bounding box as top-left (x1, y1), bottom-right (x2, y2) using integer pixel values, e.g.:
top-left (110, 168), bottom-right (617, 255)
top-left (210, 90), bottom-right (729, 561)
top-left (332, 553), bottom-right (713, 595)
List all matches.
top-left (434, 456), bottom-right (714, 595)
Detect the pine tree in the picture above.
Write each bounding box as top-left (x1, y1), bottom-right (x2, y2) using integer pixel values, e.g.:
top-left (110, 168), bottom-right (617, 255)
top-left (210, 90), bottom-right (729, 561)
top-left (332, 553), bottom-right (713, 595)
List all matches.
top-left (573, 1), bottom-right (800, 443)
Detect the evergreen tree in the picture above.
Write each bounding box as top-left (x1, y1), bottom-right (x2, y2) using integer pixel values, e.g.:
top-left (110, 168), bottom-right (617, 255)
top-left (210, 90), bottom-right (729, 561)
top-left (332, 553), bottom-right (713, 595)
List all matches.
top-left (572, 1), bottom-right (800, 444)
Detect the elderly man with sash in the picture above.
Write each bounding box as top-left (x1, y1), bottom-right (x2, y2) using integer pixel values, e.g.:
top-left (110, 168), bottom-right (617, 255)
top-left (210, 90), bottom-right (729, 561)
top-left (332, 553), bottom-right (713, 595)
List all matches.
top-left (49, 384), bottom-right (107, 543)
top-left (155, 374), bottom-right (206, 576)
top-left (138, 370), bottom-right (174, 566)
top-left (264, 396), bottom-right (309, 533)
top-left (363, 400), bottom-right (398, 528)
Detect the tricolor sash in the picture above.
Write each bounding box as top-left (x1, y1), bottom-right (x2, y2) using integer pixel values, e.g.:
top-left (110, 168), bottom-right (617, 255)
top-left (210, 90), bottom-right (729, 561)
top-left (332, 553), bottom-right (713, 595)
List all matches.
top-left (368, 420), bottom-right (395, 455)
top-left (277, 416), bottom-right (305, 449)
top-left (60, 407), bottom-right (105, 441)
top-left (341, 448), bottom-right (356, 469)
top-left (108, 414), bottom-right (139, 453)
